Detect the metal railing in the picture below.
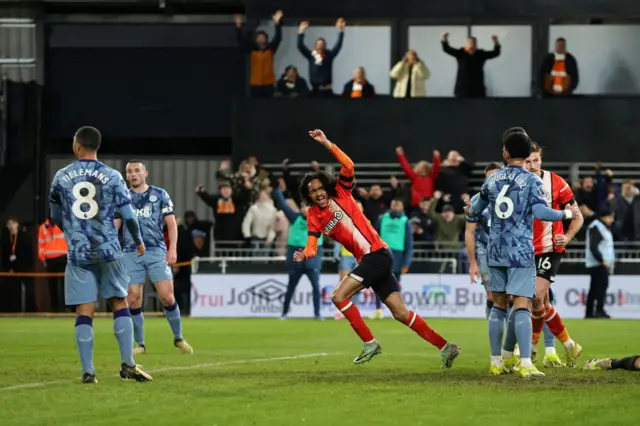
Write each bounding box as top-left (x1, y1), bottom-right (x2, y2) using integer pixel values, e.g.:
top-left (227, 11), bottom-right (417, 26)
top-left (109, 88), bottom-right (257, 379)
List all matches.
top-left (264, 161), bottom-right (639, 192)
top-left (193, 256), bottom-right (457, 274)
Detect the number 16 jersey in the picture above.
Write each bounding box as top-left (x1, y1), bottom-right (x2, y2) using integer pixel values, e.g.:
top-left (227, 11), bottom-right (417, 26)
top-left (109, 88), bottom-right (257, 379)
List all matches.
top-left (479, 165), bottom-right (548, 268)
top-left (49, 159), bottom-right (133, 265)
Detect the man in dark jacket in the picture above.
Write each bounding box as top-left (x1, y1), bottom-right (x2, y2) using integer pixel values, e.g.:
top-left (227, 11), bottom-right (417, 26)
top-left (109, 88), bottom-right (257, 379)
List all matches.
top-left (234, 10), bottom-right (283, 98)
top-left (441, 33), bottom-right (501, 98)
top-left (342, 67), bottom-right (375, 98)
top-left (436, 150), bottom-right (474, 213)
top-left (540, 37), bottom-right (579, 97)
top-left (297, 18), bottom-right (345, 97)
top-left (196, 182), bottom-right (249, 244)
top-left (1, 217), bottom-right (35, 312)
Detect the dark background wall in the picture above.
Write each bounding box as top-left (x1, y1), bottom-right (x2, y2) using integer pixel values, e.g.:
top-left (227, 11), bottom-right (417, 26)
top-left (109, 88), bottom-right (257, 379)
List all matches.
top-left (44, 22), bottom-right (245, 154)
top-left (232, 97), bottom-right (639, 163)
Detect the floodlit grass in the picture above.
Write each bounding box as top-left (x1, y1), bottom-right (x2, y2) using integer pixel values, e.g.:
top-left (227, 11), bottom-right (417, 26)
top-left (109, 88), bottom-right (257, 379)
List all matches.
top-left (1, 318), bottom-right (639, 426)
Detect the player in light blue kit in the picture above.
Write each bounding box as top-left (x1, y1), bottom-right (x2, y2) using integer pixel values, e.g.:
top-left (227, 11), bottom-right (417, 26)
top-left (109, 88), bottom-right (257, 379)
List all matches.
top-left (115, 160), bottom-right (193, 355)
top-left (465, 129), bottom-right (580, 378)
top-left (465, 162), bottom-right (502, 318)
top-left (49, 126), bottom-right (152, 384)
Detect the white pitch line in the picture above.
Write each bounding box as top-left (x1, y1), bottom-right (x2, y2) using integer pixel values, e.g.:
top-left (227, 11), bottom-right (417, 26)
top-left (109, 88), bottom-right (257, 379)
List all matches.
top-left (0, 352), bottom-right (330, 392)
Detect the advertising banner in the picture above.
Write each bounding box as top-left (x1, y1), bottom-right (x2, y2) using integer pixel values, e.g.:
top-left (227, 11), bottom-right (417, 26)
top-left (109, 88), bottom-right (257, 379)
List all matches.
top-left (190, 274), bottom-right (640, 319)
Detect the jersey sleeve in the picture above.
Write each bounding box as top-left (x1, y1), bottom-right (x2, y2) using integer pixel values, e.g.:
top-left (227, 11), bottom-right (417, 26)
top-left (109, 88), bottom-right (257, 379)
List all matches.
top-left (530, 176), bottom-right (548, 207)
top-left (113, 172), bottom-right (132, 209)
top-left (49, 172), bottom-right (62, 205)
top-left (161, 190), bottom-right (175, 217)
top-left (303, 214), bottom-right (322, 259)
top-left (555, 175), bottom-right (575, 207)
top-left (329, 144), bottom-right (355, 196)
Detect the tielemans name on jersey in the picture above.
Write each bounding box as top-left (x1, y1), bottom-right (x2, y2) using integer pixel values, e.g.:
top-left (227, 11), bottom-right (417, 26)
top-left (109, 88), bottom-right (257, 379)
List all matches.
top-left (60, 169), bottom-right (110, 185)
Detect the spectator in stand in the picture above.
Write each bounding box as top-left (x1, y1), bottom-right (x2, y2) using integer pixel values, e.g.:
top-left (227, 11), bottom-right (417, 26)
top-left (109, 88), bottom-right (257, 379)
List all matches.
top-left (540, 37), bottom-right (579, 97)
top-left (217, 159), bottom-right (263, 201)
top-left (428, 192), bottom-right (467, 250)
top-left (0, 217), bottom-right (35, 312)
top-left (234, 10), bottom-right (283, 98)
top-left (273, 187), bottom-right (322, 320)
top-left (196, 182), bottom-right (250, 244)
top-left (411, 198), bottom-right (436, 241)
top-left (390, 49), bottom-right (430, 98)
top-left (37, 217), bottom-right (68, 312)
top-left (610, 180), bottom-right (639, 241)
top-left (576, 176), bottom-right (598, 227)
top-left (395, 146), bottom-right (441, 209)
top-left (342, 67), bottom-right (375, 98)
top-left (622, 190), bottom-right (640, 242)
top-left (191, 229), bottom-right (208, 258)
top-left (441, 32), bottom-right (501, 98)
top-left (356, 181), bottom-right (397, 225)
top-left (184, 211), bottom-right (213, 256)
top-left (275, 65), bottom-right (310, 98)
top-left (242, 189), bottom-right (277, 251)
top-left (297, 18), bottom-right (346, 97)
top-left (173, 217), bottom-right (195, 316)
top-left (436, 150), bottom-right (474, 213)
top-left (246, 155), bottom-right (270, 184)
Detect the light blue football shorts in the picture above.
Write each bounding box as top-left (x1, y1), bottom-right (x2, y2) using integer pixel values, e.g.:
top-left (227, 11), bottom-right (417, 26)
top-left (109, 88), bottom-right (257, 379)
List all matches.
top-left (488, 266), bottom-right (536, 298)
top-left (65, 259), bottom-right (129, 305)
top-left (122, 250), bottom-right (173, 286)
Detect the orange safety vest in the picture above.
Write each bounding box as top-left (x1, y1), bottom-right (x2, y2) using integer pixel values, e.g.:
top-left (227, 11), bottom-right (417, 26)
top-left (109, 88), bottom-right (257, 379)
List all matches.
top-left (38, 219), bottom-right (68, 261)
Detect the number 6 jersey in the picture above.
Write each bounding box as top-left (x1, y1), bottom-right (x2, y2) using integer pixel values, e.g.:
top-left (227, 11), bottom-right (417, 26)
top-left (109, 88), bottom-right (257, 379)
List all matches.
top-left (478, 165), bottom-right (548, 268)
top-left (49, 159), bottom-right (133, 265)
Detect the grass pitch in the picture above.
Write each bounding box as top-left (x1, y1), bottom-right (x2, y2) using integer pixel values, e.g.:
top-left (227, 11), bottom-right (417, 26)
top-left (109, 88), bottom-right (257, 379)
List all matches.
top-left (0, 317), bottom-right (639, 426)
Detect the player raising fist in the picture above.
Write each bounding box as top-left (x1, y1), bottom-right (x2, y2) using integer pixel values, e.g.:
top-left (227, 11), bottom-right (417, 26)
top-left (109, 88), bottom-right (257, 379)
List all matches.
top-left (294, 129), bottom-right (461, 368)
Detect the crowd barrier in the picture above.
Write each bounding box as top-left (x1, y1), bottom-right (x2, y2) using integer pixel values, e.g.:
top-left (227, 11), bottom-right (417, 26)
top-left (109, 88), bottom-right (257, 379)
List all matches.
top-left (190, 273), bottom-right (640, 319)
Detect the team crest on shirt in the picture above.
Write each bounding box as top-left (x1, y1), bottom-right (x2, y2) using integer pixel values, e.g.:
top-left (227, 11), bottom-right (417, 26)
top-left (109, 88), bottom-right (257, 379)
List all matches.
top-left (149, 195), bottom-right (158, 202)
top-left (324, 211), bottom-right (344, 234)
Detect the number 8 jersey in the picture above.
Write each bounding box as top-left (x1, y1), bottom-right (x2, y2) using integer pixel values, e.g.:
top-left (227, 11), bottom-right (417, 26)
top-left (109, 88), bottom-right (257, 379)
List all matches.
top-left (479, 165), bottom-right (548, 268)
top-left (49, 159), bottom-right (133, 265)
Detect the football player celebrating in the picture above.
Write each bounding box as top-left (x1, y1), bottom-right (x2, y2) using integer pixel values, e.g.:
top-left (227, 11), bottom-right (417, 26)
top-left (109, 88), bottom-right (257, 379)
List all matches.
top-left (524, 142), bottom-right (583, 367)
top-left (295, 129), bottom-right (461, 368)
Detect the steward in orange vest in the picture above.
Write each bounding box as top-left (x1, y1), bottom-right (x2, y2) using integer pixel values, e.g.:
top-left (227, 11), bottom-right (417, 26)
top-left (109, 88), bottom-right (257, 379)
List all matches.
top-left (38, 219), bottom-right (68, 262)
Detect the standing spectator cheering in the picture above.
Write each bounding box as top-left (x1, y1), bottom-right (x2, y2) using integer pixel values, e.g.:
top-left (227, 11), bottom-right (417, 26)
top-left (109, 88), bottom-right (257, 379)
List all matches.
top-left (196, 182), bottom-right (250, 243)
top-left (275, 65), bottom-right (310, 98)
top-left (297, 18), bottom-right (346, 97)
top-left (395, 146), bottom-right (441, 208)
top-left (540, 37), bottom-right (579, 97)
top-left (242, 189), bottom-right (277, 250)
top-left (390, 49), bottom-right (430, 98)
top-left (234, 10), bottom-right (283, 98)
top-left (357, 182), bottom-right (397, 224)
top-left (343, 67), bottom-right (375, 98)
top-left (436, 150), bottom-right (474, 213)
top-left (442, 33), bottom-right (501, 98)
top-left (428, 192), bottom-right (467, 250)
